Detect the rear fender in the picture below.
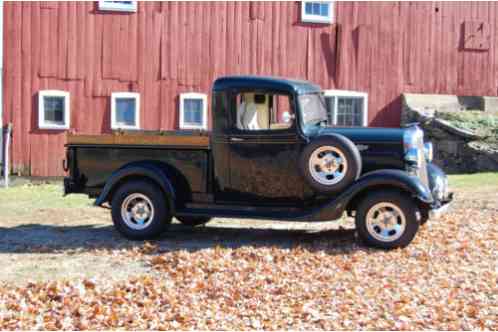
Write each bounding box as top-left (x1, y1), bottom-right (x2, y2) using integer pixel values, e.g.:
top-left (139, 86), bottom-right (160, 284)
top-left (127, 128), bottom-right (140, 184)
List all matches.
top-left (95, 162), bottom-right (176, 213)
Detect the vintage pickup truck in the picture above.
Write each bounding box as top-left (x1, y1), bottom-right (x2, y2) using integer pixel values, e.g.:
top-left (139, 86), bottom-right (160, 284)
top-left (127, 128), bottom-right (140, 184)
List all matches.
top-left (64, 76), bottom-right (452, 249)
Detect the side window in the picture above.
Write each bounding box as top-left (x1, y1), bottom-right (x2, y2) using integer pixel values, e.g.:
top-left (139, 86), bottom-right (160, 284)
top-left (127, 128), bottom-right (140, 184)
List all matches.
top-left (98, 1), bottom-right (137, 12)
top-left (111, 92), bottom-right (140, 130)
top-left (179, 92), bottom-right (208, 130)
top-left (301, 1), bottom-right (334, 24)
top-left (38, 90), bottom-right (70, 130)
top-left (235, 92), bottom-right (294, 131)
top-left (323, 90), bottom-right (368, 127)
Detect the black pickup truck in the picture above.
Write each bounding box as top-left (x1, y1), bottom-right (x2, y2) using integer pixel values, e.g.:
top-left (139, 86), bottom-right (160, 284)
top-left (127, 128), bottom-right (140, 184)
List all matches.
top-left (64, 76), bottom-right (452, 249)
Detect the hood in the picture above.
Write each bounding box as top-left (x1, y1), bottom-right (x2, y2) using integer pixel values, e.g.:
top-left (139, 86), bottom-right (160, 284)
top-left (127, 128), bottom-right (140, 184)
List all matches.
top-left (315, 126), bottom-right (405, 144)
top-left (310, 126), bottom-right (408, 173)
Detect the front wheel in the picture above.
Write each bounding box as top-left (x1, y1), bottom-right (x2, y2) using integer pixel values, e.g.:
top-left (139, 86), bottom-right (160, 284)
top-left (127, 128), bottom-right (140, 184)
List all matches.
top-left (111, 180), bottom-right (171, 240)
top-left (355, 191), bottom-right (420, 249)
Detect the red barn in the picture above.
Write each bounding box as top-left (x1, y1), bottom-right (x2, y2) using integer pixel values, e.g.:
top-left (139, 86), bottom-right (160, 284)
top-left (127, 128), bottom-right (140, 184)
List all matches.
top-left (2, 1), bottom-right (498, 176)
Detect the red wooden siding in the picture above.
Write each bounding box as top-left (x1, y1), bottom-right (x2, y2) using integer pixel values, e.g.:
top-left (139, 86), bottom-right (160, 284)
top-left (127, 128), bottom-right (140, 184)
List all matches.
top-left (4, 2), bottom-right (498, 176)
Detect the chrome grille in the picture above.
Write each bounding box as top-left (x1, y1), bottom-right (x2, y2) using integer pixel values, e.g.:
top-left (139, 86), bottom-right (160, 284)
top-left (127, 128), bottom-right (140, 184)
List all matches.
top-left (418, 137), bottom-right (430, 189)
top-left (404, 125), bottom-right (430, 190)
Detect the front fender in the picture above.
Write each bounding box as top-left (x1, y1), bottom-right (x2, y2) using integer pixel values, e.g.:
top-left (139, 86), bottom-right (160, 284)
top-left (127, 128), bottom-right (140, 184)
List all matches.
top-left (302, 169), bottom-right (433, 221)
top-left (94, 163), bottom-right (176, 212)
top-left (345, 169), bottom-right (433, 204)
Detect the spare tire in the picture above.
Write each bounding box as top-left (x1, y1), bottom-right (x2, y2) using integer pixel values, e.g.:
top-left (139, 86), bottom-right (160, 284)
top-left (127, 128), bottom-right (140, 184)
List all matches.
top-left (299, 134), bottom-right (362, 194)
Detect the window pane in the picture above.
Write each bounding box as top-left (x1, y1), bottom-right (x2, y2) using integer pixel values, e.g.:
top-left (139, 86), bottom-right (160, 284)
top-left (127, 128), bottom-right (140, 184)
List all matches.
top-left (312, 2), bottom-right (320, 15)
top-left (184, 99), bottom-right (203, 125)
top-left (271, 94), bottom-right (293, 130)
top-left (337, 113), bottom-right (346, 126)
top-left (105, 1), bottom-right (133, 4)
top-left (236, 93), bottom-right (293, 131)
top-left (116, 98), bottom-right (136, 126)
top-left (324, 96), bottom-right (335, 124)
top-left (336, 97), bottom-right (364, 126)
top-left (99, 0), bottom-right (136, 11)
top-left (43, 96), bottom-right (65, 124)
top-left (305, 2), bottom-right (313, 14)
top-left (320, 3), bottom-right (329, 17)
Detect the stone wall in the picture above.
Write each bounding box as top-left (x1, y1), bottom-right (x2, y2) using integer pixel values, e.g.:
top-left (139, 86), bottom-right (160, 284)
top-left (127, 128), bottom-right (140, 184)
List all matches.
top-left (401, 93), bottom-right (498, 174)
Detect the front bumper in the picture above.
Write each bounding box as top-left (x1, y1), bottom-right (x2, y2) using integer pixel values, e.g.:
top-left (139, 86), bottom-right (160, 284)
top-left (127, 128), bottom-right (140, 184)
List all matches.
top-left (429, 193), bottom-right (453, 218)
top-left (426, 162), bottom-right (453, 218)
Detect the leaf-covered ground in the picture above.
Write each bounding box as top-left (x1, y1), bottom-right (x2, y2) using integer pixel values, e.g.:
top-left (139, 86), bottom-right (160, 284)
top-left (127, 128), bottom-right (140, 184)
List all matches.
top-left (0, 175), bottom-right (497, 330)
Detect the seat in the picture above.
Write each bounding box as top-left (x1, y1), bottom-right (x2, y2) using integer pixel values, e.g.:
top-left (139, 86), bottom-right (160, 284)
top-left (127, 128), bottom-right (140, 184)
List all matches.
top-left (237, 93), bottom-right (270, 130)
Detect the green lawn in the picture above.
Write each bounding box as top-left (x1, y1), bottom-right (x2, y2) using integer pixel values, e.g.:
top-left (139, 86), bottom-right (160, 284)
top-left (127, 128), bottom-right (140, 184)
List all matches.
top-left (0, 184), bottom-right (92, 218)
top-left (448, 172), bottom-right (498, 191)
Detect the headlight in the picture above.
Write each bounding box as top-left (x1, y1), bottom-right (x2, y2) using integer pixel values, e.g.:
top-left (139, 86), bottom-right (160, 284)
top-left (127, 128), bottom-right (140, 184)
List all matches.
top-left (424, 142), bottom-right (433, 162)
top-left (403, 126), bottom-right (424, 168)
top-left (405, 147), bottom-right (421, 163)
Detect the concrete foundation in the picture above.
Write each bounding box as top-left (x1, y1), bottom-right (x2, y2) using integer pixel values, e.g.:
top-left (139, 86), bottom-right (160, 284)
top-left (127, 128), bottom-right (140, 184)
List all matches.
top-left (401, 93), bottom-right (498, 174)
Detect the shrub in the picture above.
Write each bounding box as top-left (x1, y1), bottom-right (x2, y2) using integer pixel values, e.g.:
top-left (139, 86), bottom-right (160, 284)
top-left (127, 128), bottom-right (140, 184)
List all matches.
top-left (436, 111), bottom-right (498, 142)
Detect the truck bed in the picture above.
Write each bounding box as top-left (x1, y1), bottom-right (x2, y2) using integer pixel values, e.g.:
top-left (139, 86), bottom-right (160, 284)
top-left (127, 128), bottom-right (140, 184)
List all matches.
top-left (65, 131), bottom-right (211, 197)
top-left (66, 131), bottom-right (210, 149)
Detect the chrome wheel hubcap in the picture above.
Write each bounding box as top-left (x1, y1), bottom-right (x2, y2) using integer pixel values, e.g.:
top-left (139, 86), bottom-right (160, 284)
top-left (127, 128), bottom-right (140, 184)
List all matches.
top-left (365, 202), bottom-right (406, 242)
top-left (121, 193), bottom-right (155, 230)
top-left (309, 146), bottom-right (348, 185)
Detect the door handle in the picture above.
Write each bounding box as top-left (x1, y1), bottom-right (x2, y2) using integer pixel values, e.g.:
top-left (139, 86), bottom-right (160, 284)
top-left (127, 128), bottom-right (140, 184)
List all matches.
top-left (230, 137), bottom-right (245, 142)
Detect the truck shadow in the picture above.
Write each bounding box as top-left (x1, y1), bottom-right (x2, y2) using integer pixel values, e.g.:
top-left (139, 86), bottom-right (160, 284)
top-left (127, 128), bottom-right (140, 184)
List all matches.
top-left (0, 223), bottom-right (359, 255)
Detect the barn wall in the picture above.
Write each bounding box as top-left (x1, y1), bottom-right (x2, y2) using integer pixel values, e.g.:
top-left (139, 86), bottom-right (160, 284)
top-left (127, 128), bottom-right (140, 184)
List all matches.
top-left (3, 1), bottom-right (498, 176)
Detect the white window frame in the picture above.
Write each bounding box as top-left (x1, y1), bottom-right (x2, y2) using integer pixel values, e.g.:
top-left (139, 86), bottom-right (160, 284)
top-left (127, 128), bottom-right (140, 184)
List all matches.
top-left (111, 92), bottom-right (140, 130)
top-left (98, 1), bottom-right (137, 13)
top-left (323, 89), bottom-right (368, 126)
top-left (301, 1), bottom-right (334, 24)
top-left (38, 90), bottom-right (70, 130)
top-left (179, 92), bottom-right (208, 130)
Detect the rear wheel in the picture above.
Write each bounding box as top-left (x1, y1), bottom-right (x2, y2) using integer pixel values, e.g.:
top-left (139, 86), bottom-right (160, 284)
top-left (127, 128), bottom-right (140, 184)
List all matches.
top-left (176, 216), bottom-right (211, 227)
top-left (355, 191), bottom-right (420, 249)
top-left (111, 180), bottom-right (171, 240)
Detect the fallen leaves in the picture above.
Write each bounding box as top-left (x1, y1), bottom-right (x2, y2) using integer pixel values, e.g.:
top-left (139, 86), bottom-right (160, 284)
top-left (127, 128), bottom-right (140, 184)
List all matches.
top-left (0, 195), bottom-right (497, 330)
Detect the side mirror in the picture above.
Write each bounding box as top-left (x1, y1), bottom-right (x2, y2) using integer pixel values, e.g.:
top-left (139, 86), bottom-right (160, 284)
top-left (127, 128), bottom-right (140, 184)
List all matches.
top-left (282, 111), bottom-right (294, 124)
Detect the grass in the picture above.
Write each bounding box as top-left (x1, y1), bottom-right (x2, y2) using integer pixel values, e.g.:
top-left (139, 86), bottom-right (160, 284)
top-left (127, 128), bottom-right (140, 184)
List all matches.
top-left (448, 172), bottom-right (498, 191)
top-left (0, 184), bottom-right (92, 217)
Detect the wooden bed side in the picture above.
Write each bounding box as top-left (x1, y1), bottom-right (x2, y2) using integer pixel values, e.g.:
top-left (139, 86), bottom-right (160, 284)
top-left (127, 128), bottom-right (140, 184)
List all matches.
top-left (66, 132), bottom-right (210, 148)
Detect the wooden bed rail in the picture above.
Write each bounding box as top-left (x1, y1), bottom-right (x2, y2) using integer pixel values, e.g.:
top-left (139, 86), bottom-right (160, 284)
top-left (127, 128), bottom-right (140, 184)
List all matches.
top-left (66, 131), bottom-right (210, 148)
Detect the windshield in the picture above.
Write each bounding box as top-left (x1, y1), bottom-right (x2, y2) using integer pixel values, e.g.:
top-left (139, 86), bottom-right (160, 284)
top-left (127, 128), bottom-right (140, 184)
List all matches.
top-left (298, 93), bottom-right (328, 128)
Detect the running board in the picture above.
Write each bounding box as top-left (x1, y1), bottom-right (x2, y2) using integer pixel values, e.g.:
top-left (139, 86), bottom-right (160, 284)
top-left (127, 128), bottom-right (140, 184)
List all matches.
top-left (175, 203), bottom-right (342, 222)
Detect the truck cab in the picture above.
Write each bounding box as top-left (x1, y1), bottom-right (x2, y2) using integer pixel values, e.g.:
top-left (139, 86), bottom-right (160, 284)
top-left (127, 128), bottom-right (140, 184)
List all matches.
top-left (64, 76), bottom-right (452, 249)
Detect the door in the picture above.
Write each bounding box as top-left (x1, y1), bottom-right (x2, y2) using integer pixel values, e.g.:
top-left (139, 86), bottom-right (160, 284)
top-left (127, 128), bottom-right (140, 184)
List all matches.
top-left (221, 91), bottom-right (309, 205)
